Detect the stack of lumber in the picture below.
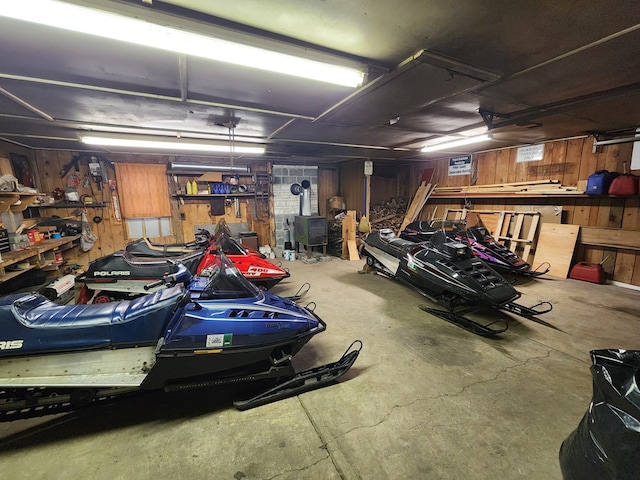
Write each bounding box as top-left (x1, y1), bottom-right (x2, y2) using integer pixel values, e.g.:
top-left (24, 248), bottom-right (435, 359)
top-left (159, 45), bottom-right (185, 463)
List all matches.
top-left (433, 179), bottom-right (582, 196)
top-left (399, 182), bottom-right (437, 232)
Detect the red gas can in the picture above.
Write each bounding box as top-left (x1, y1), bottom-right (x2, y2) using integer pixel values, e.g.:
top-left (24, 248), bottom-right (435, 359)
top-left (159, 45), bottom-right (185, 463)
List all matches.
top-left (607, 161), bottom-right (638, 196)
top-left (608, 174), bottom-right (638, 195)
top-left (569, 262), bottom-right (606, 284)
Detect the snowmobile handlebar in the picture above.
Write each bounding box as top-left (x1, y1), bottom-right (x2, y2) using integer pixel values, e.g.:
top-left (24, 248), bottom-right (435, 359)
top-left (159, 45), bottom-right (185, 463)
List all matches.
top-left (189, 229), bottom-right (212, 247)
top-left (144, 278), bottom-right (167, 290)
top-left (143, 271), bottom-right (181, 290)
top-left (144, 265), bottom-right (192, 290)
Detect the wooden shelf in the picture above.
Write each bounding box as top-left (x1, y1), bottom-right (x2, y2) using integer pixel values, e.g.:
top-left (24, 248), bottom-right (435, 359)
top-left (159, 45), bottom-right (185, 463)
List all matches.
top-left (0, 235), bottom-right (81, 284)
top-left (173, 194), bottom-right (254, 198)
top-left (0, 192), bottom-right (39, 213)
top-left (0, 264), bottom-right (38, 282)
top-left (430, 192), bottom-right (589, 199)
top-left (34, 202), bottom-right (107, 208)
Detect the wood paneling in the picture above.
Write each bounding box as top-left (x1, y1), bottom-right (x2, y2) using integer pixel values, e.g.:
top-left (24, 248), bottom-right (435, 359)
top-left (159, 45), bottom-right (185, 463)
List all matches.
top-left (340, 161), bottom-right (365, 214)
top-left (5, 144), bottom-right (276, 270)
top-left (114, 163), bottom-right (171, 218)
top-left (404, 137), bottom-right (640, 286)
top-left (318, 167), bottom-right (339, 217)
top-left (5, 134), bottom-right (640, 285)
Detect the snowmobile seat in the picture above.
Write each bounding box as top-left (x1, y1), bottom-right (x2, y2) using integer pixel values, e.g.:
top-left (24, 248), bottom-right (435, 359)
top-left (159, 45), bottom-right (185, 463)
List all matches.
top-left (4, 286), bottom-right (184, 356)
top-left (87, 250), bottom-right (204, 277)
top-left (126, 238), bottom-right (204, 257)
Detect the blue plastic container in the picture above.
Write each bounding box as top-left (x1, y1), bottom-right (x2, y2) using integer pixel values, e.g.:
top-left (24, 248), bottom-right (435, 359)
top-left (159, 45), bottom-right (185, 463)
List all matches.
top-left (586, 170), bottom-right (618, 195)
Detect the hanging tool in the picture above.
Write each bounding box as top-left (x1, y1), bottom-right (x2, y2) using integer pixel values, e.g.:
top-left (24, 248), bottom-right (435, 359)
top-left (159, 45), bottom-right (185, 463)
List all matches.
top-left (88, 159), bottom-right (104, 190)
top-left (109, 179), bottom-right (122, 225)
top-left (60, 153), bottom-right (113, 179)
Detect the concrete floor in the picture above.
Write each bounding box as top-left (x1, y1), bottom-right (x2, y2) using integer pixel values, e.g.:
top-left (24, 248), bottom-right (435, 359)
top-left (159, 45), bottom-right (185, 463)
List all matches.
top-left (1, 256), bottom-right (639, 479)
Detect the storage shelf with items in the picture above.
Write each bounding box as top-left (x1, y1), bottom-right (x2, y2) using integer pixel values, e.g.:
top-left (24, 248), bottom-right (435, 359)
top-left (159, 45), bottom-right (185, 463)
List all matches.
top-left (0, 235), bottom-right (81, 285)
top-left (169, 169), bottom-right (259, 197)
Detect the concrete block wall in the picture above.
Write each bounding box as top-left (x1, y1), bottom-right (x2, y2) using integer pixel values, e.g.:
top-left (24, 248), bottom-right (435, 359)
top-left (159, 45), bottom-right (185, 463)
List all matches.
top-left (272, 165), bottom-right (318, 248)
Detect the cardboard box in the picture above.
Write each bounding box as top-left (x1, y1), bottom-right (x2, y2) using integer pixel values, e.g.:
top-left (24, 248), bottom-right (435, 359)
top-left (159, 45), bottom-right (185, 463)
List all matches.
top-left (197, 172), bottom-right (223, 182)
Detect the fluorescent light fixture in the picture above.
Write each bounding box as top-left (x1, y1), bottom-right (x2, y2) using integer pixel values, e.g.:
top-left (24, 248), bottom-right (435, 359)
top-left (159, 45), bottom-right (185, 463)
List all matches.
top-left (421, 134), bottom-right (492, 153)
top-left (2, 1), bottom-right (365, 87)
top-left (170, 163), bottom-right (249, 173)
top-left (81, 135), bottom-right (265, 154)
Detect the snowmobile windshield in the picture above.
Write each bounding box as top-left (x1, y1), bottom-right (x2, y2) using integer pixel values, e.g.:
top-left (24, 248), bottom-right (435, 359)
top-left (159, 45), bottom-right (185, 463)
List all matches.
top-left (466, 226), bottom-right (489, 240)
top-left (197, 253), bottom-right (261, 300)
top-left (211, 231), bottom-right (246, 255)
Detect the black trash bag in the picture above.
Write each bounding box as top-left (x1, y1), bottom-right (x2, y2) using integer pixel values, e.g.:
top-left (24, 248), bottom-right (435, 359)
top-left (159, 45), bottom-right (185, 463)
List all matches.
top-left (559, 349), bottom-right (640, 480)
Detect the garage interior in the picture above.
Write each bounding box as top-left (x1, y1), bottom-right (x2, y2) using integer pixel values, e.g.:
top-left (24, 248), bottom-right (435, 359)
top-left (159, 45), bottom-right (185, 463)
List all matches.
top-left (1, 1), bottom-right (639, 479)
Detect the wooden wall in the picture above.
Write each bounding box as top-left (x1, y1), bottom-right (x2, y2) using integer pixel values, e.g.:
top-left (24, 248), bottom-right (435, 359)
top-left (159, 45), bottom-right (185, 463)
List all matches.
top-left (404, 137), bottom-right (640, 286)
top-left (3, 136), bottom-right (639, 285)
top-left (336, 160), bottom-right (407, 215)
top-left (0, 142), bottom-right (272, 269)
top-left (318, 167), bottom-right (339, 217)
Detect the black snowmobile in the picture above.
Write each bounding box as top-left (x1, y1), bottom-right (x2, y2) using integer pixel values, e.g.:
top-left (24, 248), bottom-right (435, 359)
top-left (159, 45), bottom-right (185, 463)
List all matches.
top-left (75, 248), bottom-right (204, 303)
top-left (362, 228), bottom-right (552, 335)
top-left (0, 253), bottom-right (361, 420)
top-left (401, 220), bottom-right (549, 277)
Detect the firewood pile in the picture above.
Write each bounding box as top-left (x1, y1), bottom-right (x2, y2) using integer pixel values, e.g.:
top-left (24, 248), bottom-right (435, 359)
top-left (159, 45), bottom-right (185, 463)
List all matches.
top-left (327, 219), bottom-right (344, 256)
top-left (370, 196), bottom-right (408, 231)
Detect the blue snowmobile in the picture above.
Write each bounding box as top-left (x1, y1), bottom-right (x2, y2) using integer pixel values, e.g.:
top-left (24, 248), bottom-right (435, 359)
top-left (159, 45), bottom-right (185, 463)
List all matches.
top-left (0, 251), bottom-right (361, 420)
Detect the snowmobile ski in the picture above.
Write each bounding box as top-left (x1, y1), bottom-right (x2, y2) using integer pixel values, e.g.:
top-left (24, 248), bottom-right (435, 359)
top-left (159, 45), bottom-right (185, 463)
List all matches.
top-left (501, 300), bottom-right (553, 317)
top-left (233, 340), bottom-right (362, 410)
top-left (418, 305), bottom-right (508, 336)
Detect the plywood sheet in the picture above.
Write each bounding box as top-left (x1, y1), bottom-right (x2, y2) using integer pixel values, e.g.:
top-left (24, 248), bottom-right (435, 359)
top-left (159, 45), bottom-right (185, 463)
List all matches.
top-left (347, 240), bottom-right (360, 261)
top-left (342, 215), bottom-right (357, 258)
top-left (533, 224), bottom-right (580, 278)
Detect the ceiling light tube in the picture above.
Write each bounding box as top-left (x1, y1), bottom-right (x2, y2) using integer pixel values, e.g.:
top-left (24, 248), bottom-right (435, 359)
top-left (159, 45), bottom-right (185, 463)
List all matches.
top-left (421, 134), bottom-right (492, 153)
top-left (2, 1), bottom-right (365, 88)
top-left (170, 163), bottom-right (249, 173)
top-left (80, 135), bottom-right (265, 154)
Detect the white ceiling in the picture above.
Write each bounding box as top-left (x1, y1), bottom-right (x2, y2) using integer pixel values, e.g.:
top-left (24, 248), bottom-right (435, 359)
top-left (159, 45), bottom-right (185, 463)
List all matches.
top-left (1, 0), bottom-right (640, 165)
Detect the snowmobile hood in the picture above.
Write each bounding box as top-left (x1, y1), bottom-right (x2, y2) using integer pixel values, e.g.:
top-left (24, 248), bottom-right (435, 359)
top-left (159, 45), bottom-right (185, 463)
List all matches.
top-left (365, 229), bottom-right (519, 306)
top-left (161, 254), bottom-right (319, 351)
top-left (162, 291), bottom-right (322, 351)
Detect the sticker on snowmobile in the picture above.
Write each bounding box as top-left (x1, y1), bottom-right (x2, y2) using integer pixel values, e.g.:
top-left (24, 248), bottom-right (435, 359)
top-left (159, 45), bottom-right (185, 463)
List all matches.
top-left (0, 340), bottom-right (24, 350)
top-left (266, 322), bottom-right (291, 329)
top-left (245, 266), bottom-right (281, 277)
top-left (206, 334), bottom-right (233, 347)
top-left (94, 270), bottom-right (131, 276)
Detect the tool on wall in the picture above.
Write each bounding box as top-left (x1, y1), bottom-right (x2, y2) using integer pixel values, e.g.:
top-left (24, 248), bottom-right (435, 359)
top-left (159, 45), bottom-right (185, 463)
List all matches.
top-left (60, 153), bottom-right (111, 180)
top-left (88, 160), bottom-right (104, 190)
top-left (109, 179), bottom-right (122, 225)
